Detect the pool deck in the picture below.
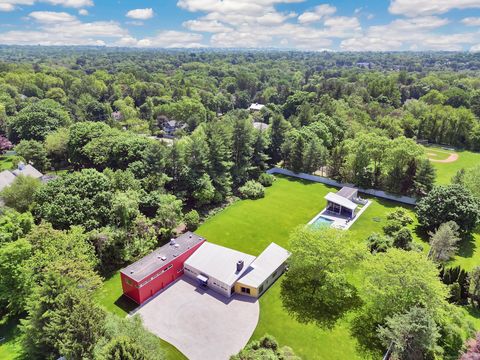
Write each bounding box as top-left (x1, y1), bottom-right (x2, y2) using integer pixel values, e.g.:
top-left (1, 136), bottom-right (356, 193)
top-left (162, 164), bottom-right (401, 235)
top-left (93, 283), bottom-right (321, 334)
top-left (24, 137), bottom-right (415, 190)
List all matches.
top-left (308, 200), bottom-right (372, 230)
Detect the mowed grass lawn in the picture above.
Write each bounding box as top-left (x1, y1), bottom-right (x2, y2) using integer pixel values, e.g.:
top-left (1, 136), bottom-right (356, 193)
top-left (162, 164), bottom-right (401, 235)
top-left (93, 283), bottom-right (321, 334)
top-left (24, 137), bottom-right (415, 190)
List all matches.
top-left (424, 145), bottom-right (480, 185)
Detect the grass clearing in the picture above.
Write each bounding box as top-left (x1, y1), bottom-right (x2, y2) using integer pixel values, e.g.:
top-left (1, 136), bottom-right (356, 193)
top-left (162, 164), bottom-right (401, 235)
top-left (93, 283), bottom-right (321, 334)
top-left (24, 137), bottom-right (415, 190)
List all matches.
top-left (423, 145), bottom-right (480, 184)
top-left (0, 155), bottom-right (14, 171)
top-left (0, 318), bottom-right (22, 360)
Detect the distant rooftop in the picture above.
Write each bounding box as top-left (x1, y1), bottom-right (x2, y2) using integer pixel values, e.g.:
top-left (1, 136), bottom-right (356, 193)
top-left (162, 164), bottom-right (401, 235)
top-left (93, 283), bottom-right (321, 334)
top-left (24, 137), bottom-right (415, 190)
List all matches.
top-left (0, 170), bottom-right (16, 192)
top-left (121, 232), bottom-right (205, 282)
top-left (184, 242), bottom-right (256, 286)
top-left (253, 122), bottom-right (269, 131)
top-left (12, 164), bottom-right (43, 179)
top-left (248, 103), bottom-right (265, 111)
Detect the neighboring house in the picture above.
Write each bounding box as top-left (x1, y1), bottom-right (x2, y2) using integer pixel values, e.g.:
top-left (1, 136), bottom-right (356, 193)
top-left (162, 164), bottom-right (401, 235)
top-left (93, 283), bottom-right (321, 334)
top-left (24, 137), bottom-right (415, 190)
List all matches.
top-left (0, 170), bottom-right (16, 192)
top-left (162, 119), bottom-right (187, 137)
top-left (253, 122), bottom-right (269, 132)
top-left (112, 111), bottom-right (123, 122)
top-left (184, 242), bottom-right (256, 298)
top-left (248, 103), bottom-right (265, 112)
top-left (235, 242), bottom-right (290, 298)
top-left (12, 163), bottom-right (43, 179)
top-left (0, 163), bottom-right (44, 192)
top-left (120, 232), bottom-right (206, 305)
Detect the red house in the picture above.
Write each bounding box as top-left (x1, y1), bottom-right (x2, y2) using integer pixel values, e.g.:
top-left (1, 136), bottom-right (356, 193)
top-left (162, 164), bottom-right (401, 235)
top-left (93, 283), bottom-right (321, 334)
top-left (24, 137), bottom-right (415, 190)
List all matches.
top-left (120, 232), bottom-right (206, 305)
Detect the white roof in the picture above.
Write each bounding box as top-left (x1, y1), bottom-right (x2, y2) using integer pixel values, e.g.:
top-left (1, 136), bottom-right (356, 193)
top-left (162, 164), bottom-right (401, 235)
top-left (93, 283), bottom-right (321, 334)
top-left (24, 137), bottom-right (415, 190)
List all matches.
top-left (0, 170), bottom-right (16, 191)
top-left (248, 103), bottom-right (265, 111)
top-left (12, 164), bottom-right (43, 179)
top-left (253, 122), bottom-right (269, 131)
top-left (237, 243), bottom-right (290, 288)
top-left (325, 192), bottom-right (357, 211)
top-left (184, 242), bottom-right (256, 286)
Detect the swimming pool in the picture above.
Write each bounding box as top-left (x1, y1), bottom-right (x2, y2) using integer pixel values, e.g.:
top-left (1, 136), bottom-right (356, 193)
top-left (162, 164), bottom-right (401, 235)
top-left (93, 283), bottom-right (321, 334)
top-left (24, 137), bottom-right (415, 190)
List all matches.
top-left (310, 216), bottom-right (334, 228)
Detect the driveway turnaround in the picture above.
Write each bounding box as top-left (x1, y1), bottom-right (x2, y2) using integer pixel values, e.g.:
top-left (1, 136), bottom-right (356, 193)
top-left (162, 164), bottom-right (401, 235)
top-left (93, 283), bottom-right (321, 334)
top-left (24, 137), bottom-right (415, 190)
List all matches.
top-left (132, 276), bottom-right (260, 360)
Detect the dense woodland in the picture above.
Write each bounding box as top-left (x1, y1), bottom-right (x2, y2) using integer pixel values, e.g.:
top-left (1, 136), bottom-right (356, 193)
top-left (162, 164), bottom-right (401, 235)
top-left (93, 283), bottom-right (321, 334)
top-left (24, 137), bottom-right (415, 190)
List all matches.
top-left (0, 48), bottom-right (480, 359)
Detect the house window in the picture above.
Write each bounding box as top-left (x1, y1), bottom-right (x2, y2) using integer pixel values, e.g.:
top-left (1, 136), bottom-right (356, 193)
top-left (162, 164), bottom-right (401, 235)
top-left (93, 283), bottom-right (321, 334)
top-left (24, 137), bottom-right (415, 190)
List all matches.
top-left (241, 287), bottom-right (251, 294)
top-left (259, 285), bottom-right (264, 293)
top-left (125, 278), bottom-right (132, 285)
top-left (271, 271), bottom-right (277, 279)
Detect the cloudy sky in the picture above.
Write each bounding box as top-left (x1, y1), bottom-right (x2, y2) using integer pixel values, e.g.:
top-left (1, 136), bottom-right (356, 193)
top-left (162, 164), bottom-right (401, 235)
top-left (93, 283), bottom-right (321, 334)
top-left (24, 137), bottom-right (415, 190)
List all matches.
top-left (1, 0), bottom-right (480, 51)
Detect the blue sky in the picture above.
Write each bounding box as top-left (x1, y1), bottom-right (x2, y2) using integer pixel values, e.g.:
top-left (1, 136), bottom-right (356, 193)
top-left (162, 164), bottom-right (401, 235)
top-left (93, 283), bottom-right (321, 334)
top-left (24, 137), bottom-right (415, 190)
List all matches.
top-left (0, 0), bottom-right (480, 51)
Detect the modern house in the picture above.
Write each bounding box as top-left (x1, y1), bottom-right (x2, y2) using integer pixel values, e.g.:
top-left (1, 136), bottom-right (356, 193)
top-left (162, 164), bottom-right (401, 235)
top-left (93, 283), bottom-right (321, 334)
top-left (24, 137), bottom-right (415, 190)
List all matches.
top-left (159, 116), bottom-right (187, 137)
top-left (324, 186), bottom-right (359, 219)
top-left (184, 242), bottom-right (290, 299)
top-left (234, 243), bottom-right (290, 298)
top-left (120, 232), bottom-right (206, 305)
top-left (248, 103), bottom-right (265, 112)
top-left (184, 242), bottom-right (256, 298)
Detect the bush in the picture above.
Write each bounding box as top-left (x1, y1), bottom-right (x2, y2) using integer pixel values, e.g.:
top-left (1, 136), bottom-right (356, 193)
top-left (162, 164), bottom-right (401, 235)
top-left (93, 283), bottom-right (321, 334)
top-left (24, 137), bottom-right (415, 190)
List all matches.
top-left (393, 227), bottom-right (413, 250)
top-left (258, 173), bottom-right (275, 187)
top-left (386, 208), bottom-right (413, 226)
top-left (239, 180), bottom-right (265, 200)
top-left (184, 210), bottom-right (200, 231)
top-left (366, 233), bottom-right (393, 253)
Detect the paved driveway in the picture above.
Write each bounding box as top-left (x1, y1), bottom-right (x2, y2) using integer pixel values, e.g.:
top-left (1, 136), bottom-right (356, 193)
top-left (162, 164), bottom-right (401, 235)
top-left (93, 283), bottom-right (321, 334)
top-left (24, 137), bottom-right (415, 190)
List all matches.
top-left (133, 276), bottom-right (259, 360)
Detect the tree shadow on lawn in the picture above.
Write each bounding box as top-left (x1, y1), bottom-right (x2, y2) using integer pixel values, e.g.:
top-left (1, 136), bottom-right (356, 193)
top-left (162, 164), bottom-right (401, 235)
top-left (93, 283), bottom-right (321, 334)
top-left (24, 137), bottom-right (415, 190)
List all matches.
top-left (114, 295), bottom-right (138, 315)
top-left (457, 232), bottom-right (477, 259)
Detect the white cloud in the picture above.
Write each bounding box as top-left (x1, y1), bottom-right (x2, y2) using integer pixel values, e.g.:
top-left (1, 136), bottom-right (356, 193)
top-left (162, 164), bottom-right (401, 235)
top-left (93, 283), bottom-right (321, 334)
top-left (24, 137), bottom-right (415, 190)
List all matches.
top-left (462, 17), bottom-right (480, 26)
top-left (183, 19), bottom-right (232, 33)
top-left (389, 0), bottom-right (480, 17)
top-left (115, 31), bottom-right (205, 48)
top-left (0, 0), bottom-right (92, 12)
top-left (341, 16), bottom-right (478, 51)
top-left (298, 4), bottom-right (337, 24)
top-left (29, 11), bottom-right (77, 23)
top-left (78, 8), bottom-right (88, 16)
top-left (471, 44), bottom-right (480, 52)
top-left (126, 8), bottom-right (154, 20)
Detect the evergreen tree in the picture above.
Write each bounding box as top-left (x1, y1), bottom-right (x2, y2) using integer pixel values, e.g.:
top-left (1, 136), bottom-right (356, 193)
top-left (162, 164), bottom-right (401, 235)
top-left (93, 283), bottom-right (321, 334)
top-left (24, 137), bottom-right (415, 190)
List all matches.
top-left (268, 113), bottom-right (290, 165)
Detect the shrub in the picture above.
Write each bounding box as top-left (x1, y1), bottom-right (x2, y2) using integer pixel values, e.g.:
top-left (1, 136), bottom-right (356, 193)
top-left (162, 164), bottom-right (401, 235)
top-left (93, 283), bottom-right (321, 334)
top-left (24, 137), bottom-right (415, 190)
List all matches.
top-left (366, 233), bottom-right (393, 253)
top-left (258, 173), bottom-right (275, 187)
top-left (239, 180), bottom-right (265, 200)
top-left (184, 210), bottom-right (200, 231)
top-left (393, 227), bottom-right (413, 250)
top-left (386, 208), bottom-right (413, 226)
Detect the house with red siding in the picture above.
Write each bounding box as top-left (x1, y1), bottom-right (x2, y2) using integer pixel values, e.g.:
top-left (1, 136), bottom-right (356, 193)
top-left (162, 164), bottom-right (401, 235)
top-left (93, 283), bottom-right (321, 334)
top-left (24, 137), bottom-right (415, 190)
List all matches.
top-left (120, 232), bottom-right (205, 305)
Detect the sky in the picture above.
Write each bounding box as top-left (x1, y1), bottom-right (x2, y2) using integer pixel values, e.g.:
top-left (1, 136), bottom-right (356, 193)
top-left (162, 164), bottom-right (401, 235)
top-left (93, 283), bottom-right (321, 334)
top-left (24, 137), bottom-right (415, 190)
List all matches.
top-left (0, 0), bottom-right (480, 51)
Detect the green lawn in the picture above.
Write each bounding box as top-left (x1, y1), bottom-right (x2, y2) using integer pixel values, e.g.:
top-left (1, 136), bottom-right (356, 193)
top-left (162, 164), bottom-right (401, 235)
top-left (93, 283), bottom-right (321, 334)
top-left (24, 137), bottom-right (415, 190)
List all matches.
top-left (0, 318), bottom-right (23, 360)
top-left (0, 155), bottom-right (14, 171)
top-left (423, 145), bottom-right (480, 184)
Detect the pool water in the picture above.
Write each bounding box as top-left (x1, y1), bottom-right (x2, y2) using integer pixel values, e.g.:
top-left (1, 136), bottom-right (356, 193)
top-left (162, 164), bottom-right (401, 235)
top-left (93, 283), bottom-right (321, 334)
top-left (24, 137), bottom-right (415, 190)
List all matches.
top-left (311, 216), bottom-right (334, 228)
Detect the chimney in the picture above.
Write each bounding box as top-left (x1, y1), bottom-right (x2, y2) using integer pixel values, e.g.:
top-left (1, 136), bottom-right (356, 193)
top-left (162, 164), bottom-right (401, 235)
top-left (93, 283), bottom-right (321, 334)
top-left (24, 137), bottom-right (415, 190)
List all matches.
top-left (236, 260), bottom-right (244, 272)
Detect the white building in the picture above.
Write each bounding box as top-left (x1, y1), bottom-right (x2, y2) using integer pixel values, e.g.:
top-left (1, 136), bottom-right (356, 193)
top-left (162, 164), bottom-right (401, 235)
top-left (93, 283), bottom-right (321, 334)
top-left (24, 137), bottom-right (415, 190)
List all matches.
top-left (248, 103), bottom-right (265, 112)
top-left (184, 242), bottom-right (256, 298)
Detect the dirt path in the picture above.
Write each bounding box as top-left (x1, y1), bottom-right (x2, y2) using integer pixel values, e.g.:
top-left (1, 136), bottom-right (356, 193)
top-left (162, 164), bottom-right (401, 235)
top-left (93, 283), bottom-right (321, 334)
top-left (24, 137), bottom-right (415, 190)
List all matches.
top-left (429, 153), bottom-right (459, 163)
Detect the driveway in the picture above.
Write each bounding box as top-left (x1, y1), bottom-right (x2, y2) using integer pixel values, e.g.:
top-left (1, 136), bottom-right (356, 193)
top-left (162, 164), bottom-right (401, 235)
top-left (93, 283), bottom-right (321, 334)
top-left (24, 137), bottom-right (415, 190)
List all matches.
top-left (132, 276), bottom-right (259, 360)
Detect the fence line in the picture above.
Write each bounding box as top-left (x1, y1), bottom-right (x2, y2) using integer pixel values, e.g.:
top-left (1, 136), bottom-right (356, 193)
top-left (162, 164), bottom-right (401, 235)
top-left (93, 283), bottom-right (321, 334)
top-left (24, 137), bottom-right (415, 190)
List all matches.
top-left (267, 168), bottom-right (417, 205)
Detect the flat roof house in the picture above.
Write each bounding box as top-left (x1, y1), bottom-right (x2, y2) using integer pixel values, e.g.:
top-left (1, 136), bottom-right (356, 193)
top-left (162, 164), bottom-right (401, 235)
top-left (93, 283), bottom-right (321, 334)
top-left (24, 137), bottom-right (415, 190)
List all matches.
top-left (248, 103), bottom-right (265, 112)
top-left (235, 243), bottom-right (290, 298)
top-left (121, 232), bottom-right (205, 305)
top-left (324, 186), bottom-right (359, 219)
top-left (184, 242), bottom-right (256, 298)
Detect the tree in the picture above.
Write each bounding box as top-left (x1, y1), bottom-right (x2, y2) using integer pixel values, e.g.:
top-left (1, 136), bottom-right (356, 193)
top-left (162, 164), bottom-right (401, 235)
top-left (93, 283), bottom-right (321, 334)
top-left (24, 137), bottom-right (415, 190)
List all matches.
top-left (44, 127), bottom-right (69, 169)
top-left (0, 134), bottom-right (12, 154)
top-left (231, 335), bottom-right (300, 360)
top-left (281, 227), bottom-right (367, 328)
top-left (184, 210), bottom-right (200, 231)
top-left (463, 165), bottom-right (480, 200)
top-left (1, 174), bottom-right (41, 212)
top-left (21, 272), bottom-right (105, 360)
top-left (15, 140), bottom-right (50, 171)
top-left (352, 249), bottom-right (448, 352)
top-left (268, 113), bottom-right (290, 165)
top-left (413, 158), bottom-right (436, 196)
top-left (392, 227), bottom-right (413, 250)
top-left (366, 233), bottom-right (393, 253)
top-left (416, 184), bottom-right (480, 233)
top-left (94, 314), bottom-right (165, 360)
top-left (0, 209), bottom-right (34, 245)
top-left (378, 307), bottom-right (440, 360)
top-left (469, 267), bottom-right (480, 308)
top-left (154, 194), bottom-right (183, 235)
top-left (8, 99), bottom-right (71, 142)
top-left (428, 221), bottom-right (461, 263)
top-left (33, 169), bottom-right (113, 230)
top-left (460, 333), bottom-right (480, 359)
top-left (111, 190), bottom-right (140, 228)
top-left (98, 337), bottom-right (148, 360)
top-left (230, 114), bottom-right (254, 186)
